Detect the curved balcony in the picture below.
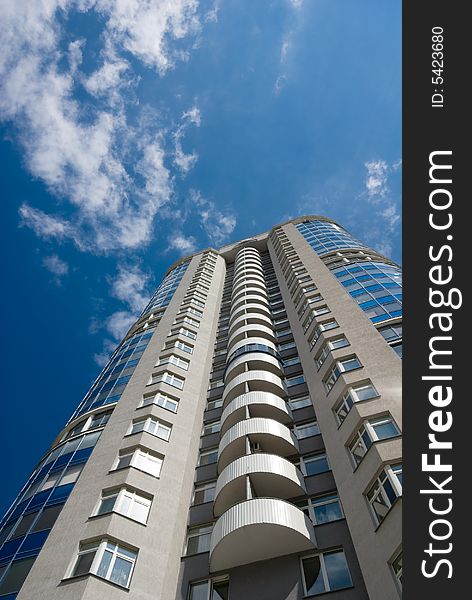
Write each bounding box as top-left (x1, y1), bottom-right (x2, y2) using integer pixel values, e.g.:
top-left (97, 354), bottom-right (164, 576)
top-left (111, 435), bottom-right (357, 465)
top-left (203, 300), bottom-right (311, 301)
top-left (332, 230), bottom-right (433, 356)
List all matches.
top-left (209, 498), bottom-right (316, 571)
top-left (236, 248), bottom-right (261, 261)
top-left (218, 417), bottom-right (298, 470)
top-left (231, 294), bottom-right (270, 314)
top-left (233, 264), bottom-right (264, 279)
top-left (228, 313), bottom-right (273, 338)
top-left (222, 370), bottom-right (286, 407)
top-left (220, 391), bottom-right (291, 435)
top-left (229, 303), bottom-right (272, 326)
top-left (229, 337), bottom-right (278, 357)
top-left (232, 275), bottom-right (267, 298)
top-left (231, 287), bottom-right (268, 308)
top-left (224, 352), bottom-right (283, 386)
top-left (227, 324), bottom-right (276, 354)
top-left (214, 454), bottom-right (306, 515)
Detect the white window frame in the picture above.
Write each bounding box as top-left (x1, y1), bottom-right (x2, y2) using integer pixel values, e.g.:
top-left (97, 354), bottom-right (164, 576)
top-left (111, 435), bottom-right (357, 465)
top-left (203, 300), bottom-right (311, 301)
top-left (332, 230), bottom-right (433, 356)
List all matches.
top-left (198, 447), bottom-right (218, 466)
top-left (366, 464), bottom-right (402, 525)
top-left (297, 493), bottom-right (344, 525)
top-left (94, 488), bottom-right (152, 524)
top-left (294, 420), bottom-right (320, 439)
top-left (128, 416), bottom-right (172, 442)
top-left (202, 420), bottom-right (221, 436)
top-left (334, 382), bottom-right (379, 425)
top-left (192, 481), bottom-right (217, 505)
top-left (185, 524), bottom-right (213, 555)
top-left (149, 370), bottom-right (185, 390)
top-left (348, 416), bottom-right (400, 467)
top-left (69, 539), bottom-right (137, 588)
top-left (157, 354), bottom-right (189, 371)
top-left (113, 448), bottom-right (163, 478)
top-left (288, 395), bottom-right (312, 410)
top-left (323, 356), bottom-right (362, 393)
top-left (140, 391), bottom-right (179, 413)
top-left (300, 549), bottom-right (352, 596)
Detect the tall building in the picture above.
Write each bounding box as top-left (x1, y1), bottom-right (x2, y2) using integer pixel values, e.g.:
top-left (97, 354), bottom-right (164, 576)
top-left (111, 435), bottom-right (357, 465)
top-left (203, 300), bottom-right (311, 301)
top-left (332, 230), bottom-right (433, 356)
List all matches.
top-left (0, 216), bottom-right (402, 600)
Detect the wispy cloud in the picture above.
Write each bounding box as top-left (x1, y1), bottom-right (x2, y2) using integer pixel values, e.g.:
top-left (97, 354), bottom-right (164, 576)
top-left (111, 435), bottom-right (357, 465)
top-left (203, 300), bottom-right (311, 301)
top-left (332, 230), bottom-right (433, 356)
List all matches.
top-left (167, 232), bottom-right (198, 255)
top-left (173, 106), bottom-right (201, 174)
top-left (42, 253), bottom-right (69, 285)
top-left (19, 204), bottom-right (73, 241)
top-left (93, 263), bottom-right (152, 366)
top-left (1, 0), bottom-right (204, 255)
top-left (361, 158), bottom-right (401, 257)
top-left (190, 189), bottom-right (236, 246)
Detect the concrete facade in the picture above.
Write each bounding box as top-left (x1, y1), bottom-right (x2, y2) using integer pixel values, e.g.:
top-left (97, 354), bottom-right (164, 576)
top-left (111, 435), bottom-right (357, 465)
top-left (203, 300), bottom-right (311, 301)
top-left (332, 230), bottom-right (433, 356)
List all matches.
top-left (0, 217), bottom-right (402, 600)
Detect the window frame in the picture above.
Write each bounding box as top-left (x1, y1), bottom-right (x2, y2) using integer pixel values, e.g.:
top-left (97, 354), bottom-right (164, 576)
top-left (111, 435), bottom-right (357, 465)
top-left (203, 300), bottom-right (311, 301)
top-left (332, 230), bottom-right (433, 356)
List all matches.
top-left (94, 488), bottom-right (152, 524)
top-left (69, 539), bottom-right (137, 588)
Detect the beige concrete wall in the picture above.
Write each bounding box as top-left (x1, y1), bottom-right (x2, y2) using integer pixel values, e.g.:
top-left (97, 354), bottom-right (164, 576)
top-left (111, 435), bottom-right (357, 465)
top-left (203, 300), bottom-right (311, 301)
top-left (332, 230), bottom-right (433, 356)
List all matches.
top-left (17, 253), bottom-right (225, 600)
top-left (268, 222), bottom-right (402, 600)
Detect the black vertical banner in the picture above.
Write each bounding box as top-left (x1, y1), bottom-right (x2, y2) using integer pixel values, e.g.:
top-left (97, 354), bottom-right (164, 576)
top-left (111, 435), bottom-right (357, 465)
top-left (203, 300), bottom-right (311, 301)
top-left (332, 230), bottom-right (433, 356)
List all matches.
top-left (404, 3), bottom-right (467, 598)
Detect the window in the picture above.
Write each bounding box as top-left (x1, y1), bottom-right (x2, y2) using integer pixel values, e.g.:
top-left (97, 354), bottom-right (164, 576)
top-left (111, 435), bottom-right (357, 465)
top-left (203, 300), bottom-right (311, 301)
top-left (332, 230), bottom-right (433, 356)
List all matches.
top-left (129, 416), bottom-right (172, 442)
top-left (348, 416), bottom-right (400, 466)
top-left (288, 395), bottom-right (312, 410)
top-left (295, 421), bottom-right (320, 439)
top-left (141, 391), bottom-right (179, 413)
top-left (189, 578), bottom-right (229, 600)
top-left (193, 481), bottom-right (216, 505)
top-left (278, 341), bottom-right (296, 351)
top-left (177, 315), bottom-right (200, 328)
top-left (171, 327), bottom-right (197, 340)
top-left (334, 382), bottom-right (378, 424)
top-left (391, 550), bottom-right (402, 588)
top-left (173, 340), bottom-right (194, 354)
top-left (366, 464), bottom-right (402, 525)
top-left (70, 540), bottom-right (137, 588)
top-left (301, 453), bottom-right (330, 476)
top-left (114, 448), bottom-right (163, 478)
top-left (286, 374), bottom-right (305, 387)
top-left (185, 525), bottom-right (213, 555)
top-left (296, 493), bottom-right (344, 525)
top-left (323, 356), bottom-right (362, 392)
top-left (157, 354), bottom-right (189, 370)
top-left (276, 327), bottom-right (291, 338)
top-left (282, 355), bottom-right (301, 367)
top-left (308, 319), bottom-right (338, 350)
top-left (315, 336), bottom-right (350, 369)
top-left (206, 398), bottom-right (223, 411)
top-left (209, 379), bottom-right (224, 390)
top-left (198, 448), bottom-right (218, 466)
top-left (149, 371), bottom-right (185, 390)
top-left (0, 557), bottom-right (36, 596)
top-left (95, 488), bottom-right (151, 524)
top-left (202, 420), bottom-right (221, 436)
top-left (301, 549), bottom-right (352, 595)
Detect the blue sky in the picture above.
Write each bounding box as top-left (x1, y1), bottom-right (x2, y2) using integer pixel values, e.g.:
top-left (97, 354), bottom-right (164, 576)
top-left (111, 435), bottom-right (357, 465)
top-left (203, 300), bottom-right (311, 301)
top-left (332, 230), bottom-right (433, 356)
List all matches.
top-left (0, 0), bottom-right (401, 516)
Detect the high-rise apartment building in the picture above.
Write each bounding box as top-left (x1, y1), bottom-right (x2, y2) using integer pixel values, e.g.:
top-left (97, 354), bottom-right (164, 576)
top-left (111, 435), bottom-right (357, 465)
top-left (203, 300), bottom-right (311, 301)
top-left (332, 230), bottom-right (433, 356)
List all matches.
top-left (0, 216), bottom-right (402, 600)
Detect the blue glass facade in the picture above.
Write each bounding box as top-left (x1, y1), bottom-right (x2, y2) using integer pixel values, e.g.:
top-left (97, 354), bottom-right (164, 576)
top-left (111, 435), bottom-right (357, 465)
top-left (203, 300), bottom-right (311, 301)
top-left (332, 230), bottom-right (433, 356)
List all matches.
top-left (70, 326), bottom-right (156, 420)
top-left (296, 219), bottom-right (402, 325)
top-left (296, 220), bottom-right (369, 255)
top-left (141, 260), bottom-right (189, 317)
top-left (0, 259), bottom-right (189, 598)
top-left (0, 430), bottom-right (102, 598)
top-left (332, 263), bottom-right (402, 324)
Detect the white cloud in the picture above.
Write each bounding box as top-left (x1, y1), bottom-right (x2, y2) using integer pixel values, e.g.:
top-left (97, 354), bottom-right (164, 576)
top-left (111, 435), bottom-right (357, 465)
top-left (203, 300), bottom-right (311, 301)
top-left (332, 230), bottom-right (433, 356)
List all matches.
top-left (365, 159), bottom-right (389, 201)
top-left (0, 0), bottom-right (203, 255)
top-left (110, 264), bottom-right (151, 313)
top-left (19, 203), bottom-right (73, 240)
top-left (359, 158), bottom-right (402, 257)
top-left (173, 105), bottom-right (201, 174)
top-left (105, 310), bottom-right (136, 340)
top-left (168, 232), bottom-right (198, 254)
top-left (190, 189), bottom-right (236, 245)
top-left (42, 253), bottom-right (69, 284)
top-left (84, 58), bottom-right (130, 98)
